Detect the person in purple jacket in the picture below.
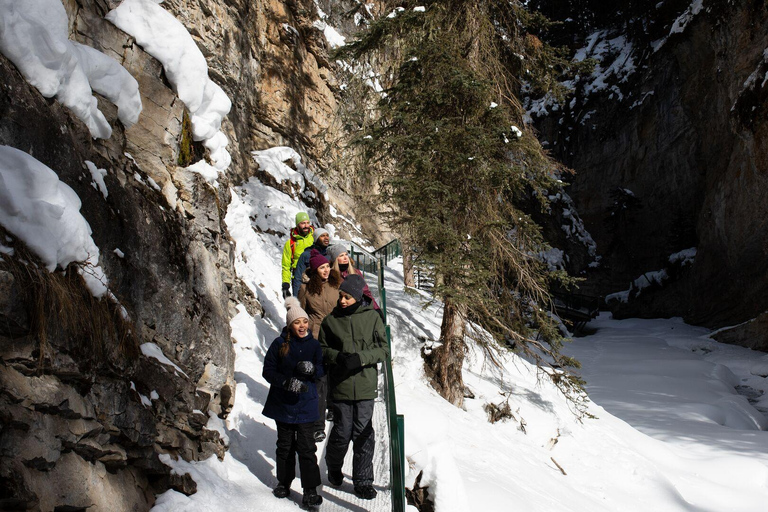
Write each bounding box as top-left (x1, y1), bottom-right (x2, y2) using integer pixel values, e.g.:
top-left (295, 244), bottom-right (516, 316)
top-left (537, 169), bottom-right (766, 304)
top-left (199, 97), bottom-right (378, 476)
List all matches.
top-left (326, 244), bottom-right (380, 311)
top-left (262, 297), bottom-right (325, 508)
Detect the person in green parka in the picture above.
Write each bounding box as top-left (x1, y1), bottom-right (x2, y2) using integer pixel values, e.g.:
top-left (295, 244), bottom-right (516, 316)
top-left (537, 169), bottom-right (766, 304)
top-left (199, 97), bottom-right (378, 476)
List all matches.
top-left (318, 274), bottom-right (390, 500)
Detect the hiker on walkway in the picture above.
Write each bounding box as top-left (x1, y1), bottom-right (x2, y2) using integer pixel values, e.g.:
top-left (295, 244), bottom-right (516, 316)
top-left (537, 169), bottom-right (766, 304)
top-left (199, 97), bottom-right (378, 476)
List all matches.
top-left (327, 244), bottom-right (380, 311)
top-left (281, 212), bottom-right (314, 299)
top-left (298, 249), bottom-right (341, 443)
top-left (292, 227), bottom-right (331, 296)
top-left (262, 298), bottom-right (324, 508)
top-left (319, 274), bottom-right (390, 500)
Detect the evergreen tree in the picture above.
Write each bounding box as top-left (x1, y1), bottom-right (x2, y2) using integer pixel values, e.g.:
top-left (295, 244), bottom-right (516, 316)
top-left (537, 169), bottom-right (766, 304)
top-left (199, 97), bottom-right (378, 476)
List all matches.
top-left (336, 0), bottom-right (589, 412)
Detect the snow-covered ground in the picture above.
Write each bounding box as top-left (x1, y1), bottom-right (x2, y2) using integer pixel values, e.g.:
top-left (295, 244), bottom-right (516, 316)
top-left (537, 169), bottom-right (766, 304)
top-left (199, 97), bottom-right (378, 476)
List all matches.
top-left (149, 148), bottom-right (768, 512)
top-left (565, 316), bottom-right (768, 512)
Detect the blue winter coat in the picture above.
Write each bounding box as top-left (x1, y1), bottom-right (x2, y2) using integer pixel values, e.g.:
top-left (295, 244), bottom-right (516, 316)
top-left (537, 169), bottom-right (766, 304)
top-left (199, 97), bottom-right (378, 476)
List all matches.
top-left (262, 330), bottom-right (325, 424)
top-left (291, 242), bottom-right (328, 296)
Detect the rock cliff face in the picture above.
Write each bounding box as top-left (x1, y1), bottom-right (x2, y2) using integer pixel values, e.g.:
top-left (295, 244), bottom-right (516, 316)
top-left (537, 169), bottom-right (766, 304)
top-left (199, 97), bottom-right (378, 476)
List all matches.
top-left (0, 0), bottom-right (362, 509)
top-left (532, 1), bottom-right (768, 345)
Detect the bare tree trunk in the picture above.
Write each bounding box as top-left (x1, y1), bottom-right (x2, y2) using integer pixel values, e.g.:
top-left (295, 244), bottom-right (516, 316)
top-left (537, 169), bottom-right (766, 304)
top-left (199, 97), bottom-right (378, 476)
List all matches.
top-left (422, 296), bottom-right (466, 407)
top-left (403, 243), bottom-right (415, 288)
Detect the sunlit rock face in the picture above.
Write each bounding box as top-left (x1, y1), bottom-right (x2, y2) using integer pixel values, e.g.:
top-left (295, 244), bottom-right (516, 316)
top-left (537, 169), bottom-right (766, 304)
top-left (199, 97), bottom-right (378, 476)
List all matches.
top-left (0, 0), bottom-right (357, 509)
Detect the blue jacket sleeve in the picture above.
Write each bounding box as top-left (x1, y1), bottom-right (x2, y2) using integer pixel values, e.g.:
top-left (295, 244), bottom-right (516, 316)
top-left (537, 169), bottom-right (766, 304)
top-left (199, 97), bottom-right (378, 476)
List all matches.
top-left (292, 250), bottom-right (310, 296)
top-left (262, 339), bottom-right (286, 387)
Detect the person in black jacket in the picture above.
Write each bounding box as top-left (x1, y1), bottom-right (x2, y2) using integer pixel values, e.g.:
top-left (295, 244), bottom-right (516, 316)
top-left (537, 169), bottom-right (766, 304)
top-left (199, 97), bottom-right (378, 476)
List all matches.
top-left (262, 297), bottom-right (325, 508)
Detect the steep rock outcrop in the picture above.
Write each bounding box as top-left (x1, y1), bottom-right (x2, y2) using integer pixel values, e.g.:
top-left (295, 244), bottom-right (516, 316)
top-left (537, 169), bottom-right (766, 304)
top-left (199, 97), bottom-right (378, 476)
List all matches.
top-left (0, 0), bottom-right (356, 509)
top-left (533, 1), bottom-right (768, 337)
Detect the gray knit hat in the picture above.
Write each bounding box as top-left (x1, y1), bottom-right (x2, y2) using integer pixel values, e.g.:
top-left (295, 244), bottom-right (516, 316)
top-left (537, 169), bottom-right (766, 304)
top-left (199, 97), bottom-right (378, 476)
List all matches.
top-left (326, 244), bottom-right (348, 264)
top-left (339, 274), bottom-right (365, 302)
top-left (285, 297), bottom-right (308, 325)
top-left (313, 227), bottom-right (330, 242)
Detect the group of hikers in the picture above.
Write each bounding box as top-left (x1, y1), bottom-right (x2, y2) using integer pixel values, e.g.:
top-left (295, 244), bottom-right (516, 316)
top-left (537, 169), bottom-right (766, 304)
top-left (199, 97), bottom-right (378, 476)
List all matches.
top-left (262, 212), bottom-right (389, 508)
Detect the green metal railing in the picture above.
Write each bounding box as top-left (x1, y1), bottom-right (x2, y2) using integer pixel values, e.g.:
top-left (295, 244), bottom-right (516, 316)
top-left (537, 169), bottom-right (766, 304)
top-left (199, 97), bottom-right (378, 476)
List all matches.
top-left (349, 244), bottom-right (406, 512)
top-left (349, 245), bottom-right (378, 275)
top-left (373, 239), bottom-right (402, 266)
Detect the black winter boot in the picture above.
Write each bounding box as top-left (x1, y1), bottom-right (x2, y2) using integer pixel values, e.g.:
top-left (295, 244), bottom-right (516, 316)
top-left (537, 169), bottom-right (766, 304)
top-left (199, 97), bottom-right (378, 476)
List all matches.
top-left (302, 487), bottom-right (323, 508)
top-left (354, 485), bottom-right (377, 500)
top-left (272, 484), bottom-right (290, 499)
top-left (327, 468), bottom-right (343, 486)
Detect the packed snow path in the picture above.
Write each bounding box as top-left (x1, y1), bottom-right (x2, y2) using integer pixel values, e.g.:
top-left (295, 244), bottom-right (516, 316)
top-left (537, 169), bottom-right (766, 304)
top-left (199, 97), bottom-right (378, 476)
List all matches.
top-left (317, 392), bottom-right (392, 511)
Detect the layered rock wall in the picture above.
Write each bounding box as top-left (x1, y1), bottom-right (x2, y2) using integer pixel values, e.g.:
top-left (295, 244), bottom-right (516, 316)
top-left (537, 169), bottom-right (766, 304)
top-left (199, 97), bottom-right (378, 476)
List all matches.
top-left (0, 0), bottom-right (358, 509)
top-left (536, 1), bottom-right (768, 337)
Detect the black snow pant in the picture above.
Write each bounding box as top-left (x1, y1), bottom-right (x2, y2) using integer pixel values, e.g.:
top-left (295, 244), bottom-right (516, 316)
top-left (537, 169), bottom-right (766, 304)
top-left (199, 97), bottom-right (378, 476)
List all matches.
top-left (314, 374), bottom-right (328, 432)
top-left (325, 399), bottom-right (375, 486)
top-left (275, 421), bottom-right (321, 490)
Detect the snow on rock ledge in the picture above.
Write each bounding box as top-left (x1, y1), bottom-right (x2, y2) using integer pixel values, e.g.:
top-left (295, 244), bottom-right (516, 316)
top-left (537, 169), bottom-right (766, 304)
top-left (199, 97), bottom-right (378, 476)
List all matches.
top-left (0, 146), bottom-right (108, 297)
top-left (0, 0), bottom-right (142, 139)
top-left (252, 146), bottom-right (328, 200)
top-left (106, 0), bottom-right (232, 171)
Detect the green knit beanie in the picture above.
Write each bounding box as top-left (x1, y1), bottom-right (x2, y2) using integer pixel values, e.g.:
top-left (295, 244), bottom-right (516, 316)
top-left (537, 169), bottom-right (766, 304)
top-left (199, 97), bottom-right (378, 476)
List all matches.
top-left (295, 211), bottom-right (310, 225)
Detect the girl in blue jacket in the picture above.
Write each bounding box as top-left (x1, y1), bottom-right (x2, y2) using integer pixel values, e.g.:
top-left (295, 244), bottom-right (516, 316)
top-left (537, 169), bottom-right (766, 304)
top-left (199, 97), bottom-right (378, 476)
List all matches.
top-left (262, 297), bottom-right (325, 508)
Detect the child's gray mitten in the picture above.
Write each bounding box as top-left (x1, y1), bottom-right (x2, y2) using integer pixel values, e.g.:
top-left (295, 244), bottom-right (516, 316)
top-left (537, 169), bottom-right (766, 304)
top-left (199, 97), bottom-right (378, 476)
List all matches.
top-left (283, 377), bottom-right (309, 394)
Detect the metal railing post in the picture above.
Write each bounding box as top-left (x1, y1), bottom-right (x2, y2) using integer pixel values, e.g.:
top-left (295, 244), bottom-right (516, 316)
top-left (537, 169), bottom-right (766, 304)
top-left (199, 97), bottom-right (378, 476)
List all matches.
top-left (364, 239), bottom-right (406, 512)
top-left (384, 325), bottom-right (405, 512)
top-left (380, 289), bottom-right (387, 324)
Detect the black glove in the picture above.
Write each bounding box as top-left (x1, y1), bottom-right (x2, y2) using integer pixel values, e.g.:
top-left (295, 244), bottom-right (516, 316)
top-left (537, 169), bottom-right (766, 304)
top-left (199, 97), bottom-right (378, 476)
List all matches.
top-left (283, 377), bottom-right (308, 394)
top-left (344, 353), bottom-right (362, 372)
top-left (295, 360), bottom-right (316, 380)
top-left (282, 283), bottom-right (291, 298)
top-left (336, 352), bottom-right (362, 372)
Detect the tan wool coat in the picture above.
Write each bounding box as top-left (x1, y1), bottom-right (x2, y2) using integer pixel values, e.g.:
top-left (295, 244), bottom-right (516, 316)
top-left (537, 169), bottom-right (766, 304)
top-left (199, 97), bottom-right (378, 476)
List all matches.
top-left (298, 273), bottom-right (340, 339)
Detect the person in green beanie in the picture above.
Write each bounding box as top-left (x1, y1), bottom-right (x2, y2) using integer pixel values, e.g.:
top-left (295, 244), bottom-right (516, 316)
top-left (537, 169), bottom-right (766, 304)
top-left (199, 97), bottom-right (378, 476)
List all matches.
top-left (281, 212), bottom-right (314, 298)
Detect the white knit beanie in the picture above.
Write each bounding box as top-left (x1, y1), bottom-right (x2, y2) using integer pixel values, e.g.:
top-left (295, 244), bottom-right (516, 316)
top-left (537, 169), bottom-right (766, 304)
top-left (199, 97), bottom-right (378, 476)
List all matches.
top-left (285, 297), bottom-right (308, 325)
top-left (313, 227), bottom-right (329, 242)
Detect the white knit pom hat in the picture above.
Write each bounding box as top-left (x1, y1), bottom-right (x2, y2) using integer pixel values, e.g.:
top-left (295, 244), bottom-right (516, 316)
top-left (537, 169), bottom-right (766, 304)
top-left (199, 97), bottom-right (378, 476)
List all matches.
top-left (285, 297), bottom-right (308, 325)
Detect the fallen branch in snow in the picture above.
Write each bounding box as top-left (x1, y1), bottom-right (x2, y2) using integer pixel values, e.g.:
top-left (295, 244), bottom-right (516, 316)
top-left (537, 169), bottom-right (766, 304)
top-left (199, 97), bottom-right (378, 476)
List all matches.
top-left (551, 457), bottom-right (567, 476)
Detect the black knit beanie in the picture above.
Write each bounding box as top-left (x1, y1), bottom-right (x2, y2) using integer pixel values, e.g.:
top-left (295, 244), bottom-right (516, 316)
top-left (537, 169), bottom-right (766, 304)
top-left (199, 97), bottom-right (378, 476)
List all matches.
top-left (339, 274), bottom-right (365, 302)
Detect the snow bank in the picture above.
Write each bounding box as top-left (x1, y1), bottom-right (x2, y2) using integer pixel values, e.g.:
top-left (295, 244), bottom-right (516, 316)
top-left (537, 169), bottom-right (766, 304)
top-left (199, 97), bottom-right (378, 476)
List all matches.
top-left (225, 178), bottom-right (321, 323)
top-left (312, 20), bottom-right (346, 49)
top-left (71, 42), bottom-right (142, 127)
top-left (574, 31), bottom-right (636, 100)
top-left (0, 146), bottom-right (107, 297)
top-left (106, 0), bottom-right (232, 170)
top-left (669, 247), bottom-right (697, 265)
top-left (0, 0), bottom-right (142, 139)
top-left (251, 147), bottom-right (328, 200)
top-left (670, 0), bottom-right (704, 35)
top-left (85, 160), bottom-right (108, 199)
top-left (653, 0), bottom-right (705, 53)
top-left (187, 160), bottom-right (220, 188)
top-left (140, 342), bottom-right (188, 377)
top-left (548, 191), bottom-right (600, 267)
top-left (607, 248), bottom-right (697, 303)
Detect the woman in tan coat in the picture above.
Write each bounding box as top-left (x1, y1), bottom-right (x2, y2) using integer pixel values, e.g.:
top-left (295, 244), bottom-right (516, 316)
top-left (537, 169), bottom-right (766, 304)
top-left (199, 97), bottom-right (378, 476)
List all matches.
top-left (298, 248), bottom-right (341, 441)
